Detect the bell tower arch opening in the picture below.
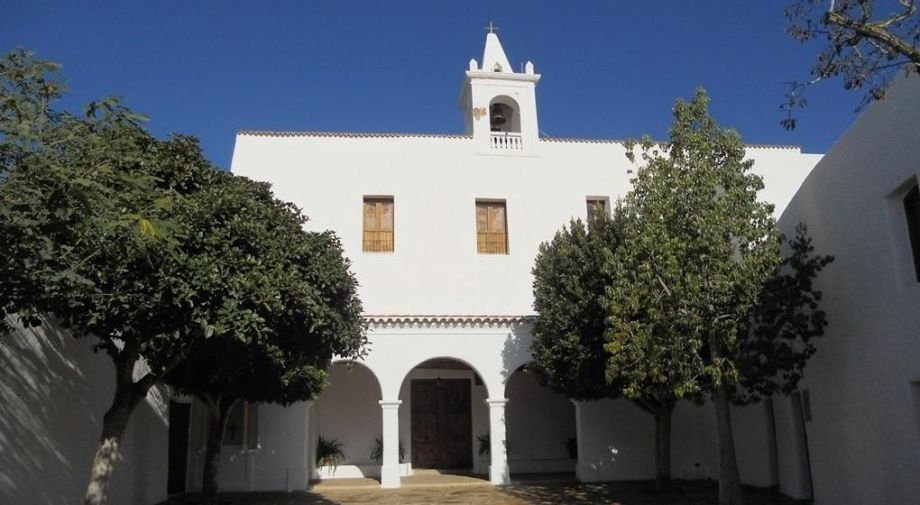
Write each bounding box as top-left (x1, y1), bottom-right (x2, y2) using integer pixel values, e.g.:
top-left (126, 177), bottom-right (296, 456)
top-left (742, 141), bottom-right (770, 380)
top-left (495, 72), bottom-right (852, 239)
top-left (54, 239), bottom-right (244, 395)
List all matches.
top-left (489, 97), bottom-right (521, 134)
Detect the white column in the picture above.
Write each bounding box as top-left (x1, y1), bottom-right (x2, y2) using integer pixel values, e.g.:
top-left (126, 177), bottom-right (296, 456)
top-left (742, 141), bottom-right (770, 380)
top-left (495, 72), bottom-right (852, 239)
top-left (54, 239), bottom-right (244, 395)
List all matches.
top-left (379, 399), bottom-right (402, 488)
top-left (571, 399), bottom-right (596, 482)
top-left (486, 398), bottom-right (510, 485)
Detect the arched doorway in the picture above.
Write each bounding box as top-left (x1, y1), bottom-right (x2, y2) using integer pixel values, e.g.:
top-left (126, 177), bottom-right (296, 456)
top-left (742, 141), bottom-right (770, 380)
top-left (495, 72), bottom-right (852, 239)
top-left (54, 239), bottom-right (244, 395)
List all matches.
top-left (397, 357), bottom-right (490, 474)
top-left (504, 364), bottom-right (577, 476)
top-left (311, 361), bottom-right (382, 479)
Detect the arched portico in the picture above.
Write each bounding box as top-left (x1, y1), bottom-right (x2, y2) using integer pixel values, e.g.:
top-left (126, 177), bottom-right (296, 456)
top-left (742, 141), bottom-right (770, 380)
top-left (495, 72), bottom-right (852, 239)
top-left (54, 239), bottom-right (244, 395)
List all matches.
top-left (397, 357), bottom-right (488, 473)
top-left (310, 360), bottom-right (384, 481)
top-left (350, 315), bottom-right (531, 487)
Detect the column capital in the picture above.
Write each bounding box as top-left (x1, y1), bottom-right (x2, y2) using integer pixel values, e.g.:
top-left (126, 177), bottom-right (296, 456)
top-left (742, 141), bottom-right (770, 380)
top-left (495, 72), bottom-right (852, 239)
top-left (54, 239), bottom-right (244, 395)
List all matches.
top-left (379, 400), bottom-right (402, 409)
top-left (485, 398), bottom-right (509, 407)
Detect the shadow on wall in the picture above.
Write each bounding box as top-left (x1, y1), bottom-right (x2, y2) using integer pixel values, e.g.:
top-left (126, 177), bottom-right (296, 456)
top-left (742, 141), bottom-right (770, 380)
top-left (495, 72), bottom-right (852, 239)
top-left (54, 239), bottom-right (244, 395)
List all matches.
top-left (0, 317), bottom-right (99, 503)
top-left (500, 322), bottom-right (533, 382)
top-left (0, 317), bottom-right (169, 504)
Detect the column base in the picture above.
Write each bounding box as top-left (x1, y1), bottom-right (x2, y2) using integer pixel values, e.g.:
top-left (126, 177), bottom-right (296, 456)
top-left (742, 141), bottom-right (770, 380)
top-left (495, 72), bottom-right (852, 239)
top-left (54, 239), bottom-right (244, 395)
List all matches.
top-left (575, 463), bottom-right (599, 482)
top-left (380, 464), bottom-right (402, 489)
top-left (489, 462), bottom-right (510, 485)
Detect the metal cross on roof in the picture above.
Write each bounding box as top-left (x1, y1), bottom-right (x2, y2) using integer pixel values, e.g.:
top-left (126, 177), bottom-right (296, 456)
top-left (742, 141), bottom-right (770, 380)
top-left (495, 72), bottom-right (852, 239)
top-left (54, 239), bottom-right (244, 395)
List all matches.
top-left (484, 21), bottom-right (499, 34)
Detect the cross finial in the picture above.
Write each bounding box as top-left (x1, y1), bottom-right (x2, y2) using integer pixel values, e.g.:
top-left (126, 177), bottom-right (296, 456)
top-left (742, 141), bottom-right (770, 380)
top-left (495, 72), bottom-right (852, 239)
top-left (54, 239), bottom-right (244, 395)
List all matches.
top-left (484, 21), bottom-right (499, 34)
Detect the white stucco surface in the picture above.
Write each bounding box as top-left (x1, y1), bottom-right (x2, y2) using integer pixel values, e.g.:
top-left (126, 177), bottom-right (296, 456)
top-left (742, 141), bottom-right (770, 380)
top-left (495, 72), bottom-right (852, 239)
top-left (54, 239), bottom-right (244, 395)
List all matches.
top-left (774, 75), bottom-right (920, 505)
top-left (0, 319), bottom-right (169, 505)
top-left (231, 135), bottom-right (818, 318)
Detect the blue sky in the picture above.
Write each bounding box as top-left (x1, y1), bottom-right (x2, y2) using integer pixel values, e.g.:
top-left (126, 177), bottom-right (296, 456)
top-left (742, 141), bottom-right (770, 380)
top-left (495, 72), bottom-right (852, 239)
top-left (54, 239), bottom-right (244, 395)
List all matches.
top-left (4, 1), bottom-right (863, 169)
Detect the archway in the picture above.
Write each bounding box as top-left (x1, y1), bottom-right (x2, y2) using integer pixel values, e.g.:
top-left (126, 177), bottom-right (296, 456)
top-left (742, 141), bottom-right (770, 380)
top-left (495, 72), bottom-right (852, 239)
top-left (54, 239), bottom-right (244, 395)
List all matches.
top-left (397, 357), bottom-right (490, 475)
top-left (311, 360), bottom-right (382, 479)
top-left (489, 96), bottom-right (521, 133)
top-left (504, 364), bottom-right (577, 476)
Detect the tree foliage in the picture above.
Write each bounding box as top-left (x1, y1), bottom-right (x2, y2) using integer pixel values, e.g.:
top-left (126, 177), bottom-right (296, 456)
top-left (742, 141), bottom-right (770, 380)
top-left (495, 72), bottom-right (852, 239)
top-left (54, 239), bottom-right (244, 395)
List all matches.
top-left (163, 174), bottom-right (365, 504)
top-left (530, 214), bottom-right (624, 401)
top-left (619, 89), bottom-right (833, 505)
top-left (611, 90), bottom-right (780, 501)
top-left (0, 48), bottom-right (364, 505)
top-left (783, 0), bottom-right (920, 129)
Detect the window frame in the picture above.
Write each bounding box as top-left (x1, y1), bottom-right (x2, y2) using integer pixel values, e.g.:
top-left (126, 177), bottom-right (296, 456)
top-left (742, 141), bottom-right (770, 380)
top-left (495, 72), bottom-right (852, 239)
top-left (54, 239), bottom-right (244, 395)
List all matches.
top-left (586, 196), bottom-right (610, 219)
top-left (222, 402), bottom-right (258, 449)
top-left (475, 199), bottom-right (509, 255)
top-left (362, 196), bottom-right (395, 253)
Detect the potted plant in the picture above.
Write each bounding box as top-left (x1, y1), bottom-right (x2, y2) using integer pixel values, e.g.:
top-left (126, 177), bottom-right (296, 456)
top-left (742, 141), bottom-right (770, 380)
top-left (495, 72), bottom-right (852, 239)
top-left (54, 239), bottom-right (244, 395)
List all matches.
top-left (370, 437), bottom-right (405, 463)
top-left (316, 436), bottom-right (346, 472)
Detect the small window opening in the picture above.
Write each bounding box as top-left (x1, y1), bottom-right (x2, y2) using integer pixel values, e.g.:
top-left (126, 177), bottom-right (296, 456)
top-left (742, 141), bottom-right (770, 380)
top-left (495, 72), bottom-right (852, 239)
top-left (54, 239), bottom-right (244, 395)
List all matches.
top-left (587, 197), bottom-right (609, 219)
top-left (363, 197), bottom-right (394, 253)
top-left (476, 200), bottom-right (508, 254)
top-left (904, 184), bottom-right (920, 281)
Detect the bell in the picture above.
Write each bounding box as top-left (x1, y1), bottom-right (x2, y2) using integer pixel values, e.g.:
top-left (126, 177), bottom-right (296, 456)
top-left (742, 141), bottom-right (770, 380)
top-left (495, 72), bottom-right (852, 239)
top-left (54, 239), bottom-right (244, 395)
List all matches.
top-left (490, 104), bottom-right (507, 127)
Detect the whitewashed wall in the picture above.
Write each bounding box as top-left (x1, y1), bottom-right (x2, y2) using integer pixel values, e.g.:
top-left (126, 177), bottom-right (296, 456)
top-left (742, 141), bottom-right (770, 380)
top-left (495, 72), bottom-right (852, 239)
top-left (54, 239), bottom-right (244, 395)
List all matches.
top-left (505, 369), bottom-right (576, 474)
top-left (187, 400), bottom-right (312, 492)
top-left (576, 398), bottom-right (774, 487)
top-left (231, 135), bottom-right (819, 318)
top-left (0, 320), bottom-right (169, 505)
top-left (774, 75), bottom-right (920, 505)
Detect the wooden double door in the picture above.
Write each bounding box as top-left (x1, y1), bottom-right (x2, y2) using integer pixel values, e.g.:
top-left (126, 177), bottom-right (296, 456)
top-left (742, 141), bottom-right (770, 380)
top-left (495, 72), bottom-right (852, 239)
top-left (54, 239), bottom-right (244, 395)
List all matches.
top-left (411, 379), bottom-right (473, 469)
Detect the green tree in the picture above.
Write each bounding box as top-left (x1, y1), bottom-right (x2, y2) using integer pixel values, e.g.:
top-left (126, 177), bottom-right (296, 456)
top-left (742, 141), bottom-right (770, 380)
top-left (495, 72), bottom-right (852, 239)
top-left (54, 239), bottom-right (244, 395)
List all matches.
top-left (530, 212), bottom-right (693, 491)
top-left (530, 215), bottom-right (623, 402)
top-left (0, 50), bottom-right (365, 505)
top-left (604, 196), bottom-right (708, 492)
top-left (1, 49), bottom-right (218, 505)
top-left (163, 174), bottom-right (365, 505)
top-left (782, 0), bottom-right (920, 129)
top-left (616, 89), bottom-right (781, 505)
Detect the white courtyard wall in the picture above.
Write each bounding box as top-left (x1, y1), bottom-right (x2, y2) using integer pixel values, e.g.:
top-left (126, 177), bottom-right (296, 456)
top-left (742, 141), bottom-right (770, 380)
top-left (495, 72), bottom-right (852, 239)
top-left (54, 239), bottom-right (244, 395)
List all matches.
top-left (772, 394), bottom-right (812, 499)
top-left (504, 369), bottom-right (576, 474)
top-left (0, 319), bottom-right (169, 505)
top-left (253, 403), bottom-right (311, 490)
top-left (187, 401), bottom-right (312, 492)
top-left (576, 397), bottom-right (775, 487)
top-left (575, 398), bottom-right (656, 481)
top-left (774, 75), bottom-right (920, 505)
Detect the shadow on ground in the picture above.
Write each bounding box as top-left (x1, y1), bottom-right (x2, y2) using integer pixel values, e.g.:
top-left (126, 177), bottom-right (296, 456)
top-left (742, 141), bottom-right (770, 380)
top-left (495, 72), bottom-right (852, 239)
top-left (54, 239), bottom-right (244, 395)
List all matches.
top-left (162, 480), bottom-right (809, 505)
top-left (501, 480), bottom-right (809, 505)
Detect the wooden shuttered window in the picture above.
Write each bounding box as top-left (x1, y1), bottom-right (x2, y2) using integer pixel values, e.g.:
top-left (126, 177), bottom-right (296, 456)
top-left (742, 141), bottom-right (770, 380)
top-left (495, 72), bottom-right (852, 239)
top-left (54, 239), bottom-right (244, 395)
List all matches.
top-left (586, 197), bottom-right (608, 219)
top-left (476, 200), bottom-right (508, 254)
top-left (363, 197), bottom-right (394, 252)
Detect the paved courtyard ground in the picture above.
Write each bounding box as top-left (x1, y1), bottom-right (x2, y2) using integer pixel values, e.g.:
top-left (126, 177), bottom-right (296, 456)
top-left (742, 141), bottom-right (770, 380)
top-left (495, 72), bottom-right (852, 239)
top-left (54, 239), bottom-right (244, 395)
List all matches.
top-left (164, 477), bottom-right (807, 505)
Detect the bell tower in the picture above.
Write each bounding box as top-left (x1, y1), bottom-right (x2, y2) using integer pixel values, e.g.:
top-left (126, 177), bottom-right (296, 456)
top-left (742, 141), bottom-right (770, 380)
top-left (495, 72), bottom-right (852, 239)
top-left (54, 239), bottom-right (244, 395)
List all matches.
top-left (459, 27), bottom-right (541, 155)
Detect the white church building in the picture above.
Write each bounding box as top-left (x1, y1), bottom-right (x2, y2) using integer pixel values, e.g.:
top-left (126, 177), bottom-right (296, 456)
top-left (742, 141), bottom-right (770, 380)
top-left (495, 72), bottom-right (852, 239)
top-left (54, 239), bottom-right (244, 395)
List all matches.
top-left (197, 31), bottom-right (821, 493)
top-left (2, 31), bottom-right (918, 505)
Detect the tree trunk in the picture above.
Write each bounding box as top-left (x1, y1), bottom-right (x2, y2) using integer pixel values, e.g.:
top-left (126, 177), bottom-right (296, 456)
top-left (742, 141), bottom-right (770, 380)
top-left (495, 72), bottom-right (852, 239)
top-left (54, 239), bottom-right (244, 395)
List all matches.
top-left (713, 383), bottom-right (745, 505)
top-left (200, 396), bottom-right (238, 505)
top-left (84, 374), bottom-right (146, 505)
top-left (653, 404), bottom-right (673, 492)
